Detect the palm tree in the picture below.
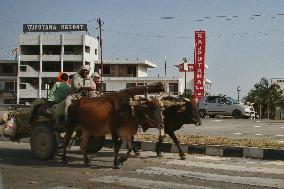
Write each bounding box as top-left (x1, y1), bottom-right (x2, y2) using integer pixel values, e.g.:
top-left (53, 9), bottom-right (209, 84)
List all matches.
top-left (244, 78), bottom-right (284, 119)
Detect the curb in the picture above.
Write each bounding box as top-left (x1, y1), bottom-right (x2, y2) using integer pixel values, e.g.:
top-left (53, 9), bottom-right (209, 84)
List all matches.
top-left (103, 139), bottom-right (284, 160)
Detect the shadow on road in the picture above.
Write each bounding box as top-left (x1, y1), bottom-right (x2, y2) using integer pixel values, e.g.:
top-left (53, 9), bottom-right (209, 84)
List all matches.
top-left (0, 147), bottom-right (139, 169)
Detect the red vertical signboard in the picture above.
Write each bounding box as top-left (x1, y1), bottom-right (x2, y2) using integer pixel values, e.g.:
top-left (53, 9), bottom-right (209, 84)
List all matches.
top-left (194, 31), bottom-right (206, 101)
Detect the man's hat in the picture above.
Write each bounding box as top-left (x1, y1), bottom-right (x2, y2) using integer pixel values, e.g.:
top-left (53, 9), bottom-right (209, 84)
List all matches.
top-left (91, 72), bottom-right (101, 79)
top-left (78, 65), bottom-right (90, 73)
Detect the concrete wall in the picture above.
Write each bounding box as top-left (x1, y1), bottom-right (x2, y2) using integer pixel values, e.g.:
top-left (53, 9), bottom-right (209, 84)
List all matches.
top-left (137, 65), bottom-right (147, 77)
top-left (103, 77), bottom-right (180, 94)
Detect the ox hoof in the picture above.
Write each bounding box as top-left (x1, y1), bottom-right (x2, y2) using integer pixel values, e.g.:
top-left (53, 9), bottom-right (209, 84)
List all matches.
top-left (113, 163), bottom-right (123, 169)
top-left (86, 162), bottom-right (95, 168)
top-left (180, 156), bottom-right (187, 160)
top-left (134, 152), bottom-right (141, 156)
top-left (61, 160), bottom-right (68, 164)
top-left (157, 153), bottom-right (164, 158)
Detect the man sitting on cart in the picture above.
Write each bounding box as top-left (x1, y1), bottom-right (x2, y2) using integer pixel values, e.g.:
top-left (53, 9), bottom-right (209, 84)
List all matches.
top-left (47, 72), bottom-right (72, 128)
top-left (71, 65), bottom-right (96, 98)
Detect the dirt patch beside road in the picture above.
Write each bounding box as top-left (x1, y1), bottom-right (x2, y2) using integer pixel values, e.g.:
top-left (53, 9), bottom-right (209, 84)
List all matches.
top-left (132, 134), bottom-right (284, 149)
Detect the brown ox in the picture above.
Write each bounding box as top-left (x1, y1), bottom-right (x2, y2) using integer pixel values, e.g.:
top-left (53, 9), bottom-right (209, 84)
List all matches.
top-left (133, 96), bottom-right (201, 160)
top-left (61, 93), bottom-right (164, 169)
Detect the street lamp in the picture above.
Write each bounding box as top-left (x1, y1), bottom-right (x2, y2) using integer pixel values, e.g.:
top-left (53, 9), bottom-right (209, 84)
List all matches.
top-left (237, 86), bottom-right (241, 101)
top-left (183, 58), bottom-right (188, 96)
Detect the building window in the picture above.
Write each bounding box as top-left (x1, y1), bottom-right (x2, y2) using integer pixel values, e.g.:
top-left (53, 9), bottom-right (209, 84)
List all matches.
top-left (169, 83), bottom-right (178, 95)
top-left (85, 61), bottom-right (90, 65)
top-left (2, 65), bottom-right (13, 73)
top-left (64, 45), bottom-right (82, 55)
top-left (126, 83), bottom-right (136, 89)
top-left (5, 82), bottom-right (16, 92)
top-left (20, 66), bottom-right (27, 72)
top-left (127, 66), bottom-right (137, 77)
top-left (103, 65), bottom-right (110, 74)
top-left (63, 62), bottom-right (74, 72)
top-left (85, 46), bottom-right (90, 53)
top-left (95, 49), bottom-right (98, 55)
top-left (42, 62), bottom-right (60, 72)
top-left (4, 99), bottom-right (16, 105)
top-left (20, 84), bottom-right (26, 89)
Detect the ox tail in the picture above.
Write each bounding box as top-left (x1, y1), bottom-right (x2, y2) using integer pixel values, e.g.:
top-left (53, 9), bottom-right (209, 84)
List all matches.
top-left (66, 102), bottom-right (78, 137)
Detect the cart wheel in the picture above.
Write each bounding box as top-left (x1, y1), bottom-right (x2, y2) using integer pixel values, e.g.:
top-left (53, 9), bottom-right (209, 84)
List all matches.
top-left (30, 125), bottom-right (58, 160)
top-left (86, 136), bottom-right (105, 153)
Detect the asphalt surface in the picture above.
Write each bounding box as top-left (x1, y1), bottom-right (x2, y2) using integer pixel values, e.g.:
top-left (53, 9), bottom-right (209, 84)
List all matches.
top-left (1, 142), bottom-right (284, 189)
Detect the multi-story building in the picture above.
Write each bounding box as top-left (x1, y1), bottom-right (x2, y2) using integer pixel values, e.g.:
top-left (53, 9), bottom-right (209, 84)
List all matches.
top-left (0, 60), bottom-right (17, 104)
top-left (17, 33), bottom-right (98, 104)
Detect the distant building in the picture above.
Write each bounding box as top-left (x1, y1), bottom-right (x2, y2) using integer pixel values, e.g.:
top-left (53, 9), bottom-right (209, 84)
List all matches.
top-left (0, 57), bottom-right (211, 104)
top-left (0, 60), bottom-right (17, 104)
top-left (95, 59), bottom-right (180, 95)
top-left (178, 63), bottom-right (211, 96)
top-left (17, 33), bottom-right (98, 104)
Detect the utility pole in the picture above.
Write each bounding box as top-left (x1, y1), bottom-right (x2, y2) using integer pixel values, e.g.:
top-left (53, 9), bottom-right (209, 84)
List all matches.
top-left (97, 18), bottom-right (104, 92)
top-left (237, 86), bottom-right (241, 101)
top-left (183, 58), bottom-right (188, 96)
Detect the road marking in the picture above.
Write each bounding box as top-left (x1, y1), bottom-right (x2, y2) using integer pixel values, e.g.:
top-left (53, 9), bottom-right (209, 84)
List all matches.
top-left (255, 133), bottom-right (263, 136)
top-left (211, 120), bottom-right (223, 122)
top-left (275, 135), bottom-right (284, 137)
top-left (192, 156), bottom-right (231, 161)
top-left (90, 176), bottom-right (215, 189)
top-left (262, 161), bottom-right (284, 166)
top-left (136, 167), bottom-right (284, 188)
top-left (280, 127), bottom-right (284, 129)
top-left (164, 160), bottom-right (284, 175)
top-left (278, 141), bottom-right (284, 143)
top-left (253, 126), bottom-right (262, 128)
top-left (234, 133), bottom-right (242, 135)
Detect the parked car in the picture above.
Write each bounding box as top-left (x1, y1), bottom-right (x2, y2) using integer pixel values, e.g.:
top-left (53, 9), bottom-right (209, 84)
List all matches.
top-left (199, 95), bottom-right (255, 119)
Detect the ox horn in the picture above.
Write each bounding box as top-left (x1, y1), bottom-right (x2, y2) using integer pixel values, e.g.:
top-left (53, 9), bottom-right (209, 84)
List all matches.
top-left (181, 97), bottom-right (190, 102)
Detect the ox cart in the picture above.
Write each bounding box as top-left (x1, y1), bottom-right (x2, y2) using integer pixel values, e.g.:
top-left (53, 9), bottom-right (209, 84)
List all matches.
top-left (0, 83), bottom-right (165, 161)
top-left (0, 102), bottom-right (99, 161)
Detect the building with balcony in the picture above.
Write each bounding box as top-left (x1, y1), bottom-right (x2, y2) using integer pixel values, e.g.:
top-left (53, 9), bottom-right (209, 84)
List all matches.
top-left (17, 33), bottom-right (99, 104)
top-left (94, 59), bottom-right (180, 95)
top-left (0, 60), bottom-right (17, 104)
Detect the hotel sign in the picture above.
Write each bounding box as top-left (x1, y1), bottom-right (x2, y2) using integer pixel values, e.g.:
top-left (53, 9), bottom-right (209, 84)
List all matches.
top-left (23, 24), bottom-right (88, 32)
top-left (193, 31), bottom-right (206, 101)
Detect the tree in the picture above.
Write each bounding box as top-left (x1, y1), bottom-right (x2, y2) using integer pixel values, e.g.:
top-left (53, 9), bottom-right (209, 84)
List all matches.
top-left (244, 77), bottom-right (284, 119)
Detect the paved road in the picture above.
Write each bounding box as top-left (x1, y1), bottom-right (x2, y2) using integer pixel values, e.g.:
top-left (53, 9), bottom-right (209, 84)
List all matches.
top-left (145, 118), bottom-right (284, 142)
top-left (1, 142), bottom-right (284, 189)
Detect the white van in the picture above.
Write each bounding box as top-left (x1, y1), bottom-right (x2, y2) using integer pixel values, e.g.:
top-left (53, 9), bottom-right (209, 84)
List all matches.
top-left (199, 95), bottom-right (255, 119)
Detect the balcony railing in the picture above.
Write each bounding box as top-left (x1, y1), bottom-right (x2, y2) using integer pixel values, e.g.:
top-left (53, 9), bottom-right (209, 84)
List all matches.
top-left (20, 55), bottom-right (40, 61)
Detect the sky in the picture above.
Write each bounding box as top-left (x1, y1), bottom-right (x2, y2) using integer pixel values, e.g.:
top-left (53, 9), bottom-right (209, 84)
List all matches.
top-left (0, 0), bottom-right (284, 99)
